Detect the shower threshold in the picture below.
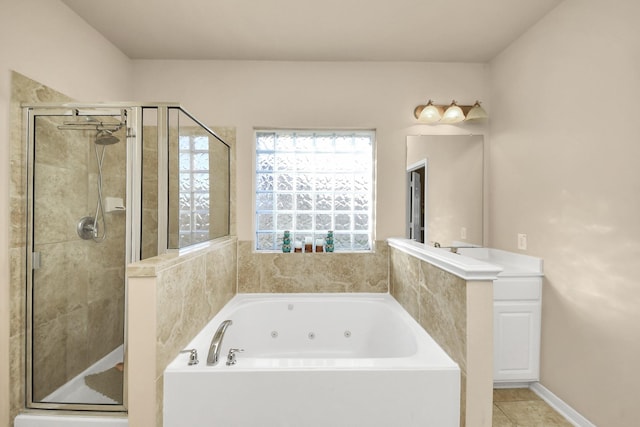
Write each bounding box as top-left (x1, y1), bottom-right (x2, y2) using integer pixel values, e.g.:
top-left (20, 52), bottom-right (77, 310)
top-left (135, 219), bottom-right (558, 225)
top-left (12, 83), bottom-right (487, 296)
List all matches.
top-left (42, 345), bottom-right (124, 405)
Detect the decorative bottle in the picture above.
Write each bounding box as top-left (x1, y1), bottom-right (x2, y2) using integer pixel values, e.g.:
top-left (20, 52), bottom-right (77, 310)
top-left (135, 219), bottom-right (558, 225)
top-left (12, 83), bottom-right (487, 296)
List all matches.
top-left (325, 230), bottom-right (334, 252)
top-left (282, 230), bottom-right (292, 253)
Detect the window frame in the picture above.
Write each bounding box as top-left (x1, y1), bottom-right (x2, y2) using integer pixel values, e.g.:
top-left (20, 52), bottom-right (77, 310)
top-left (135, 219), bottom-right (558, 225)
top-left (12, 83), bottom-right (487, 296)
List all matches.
top-left (253, 128), bottom-right (377, 253)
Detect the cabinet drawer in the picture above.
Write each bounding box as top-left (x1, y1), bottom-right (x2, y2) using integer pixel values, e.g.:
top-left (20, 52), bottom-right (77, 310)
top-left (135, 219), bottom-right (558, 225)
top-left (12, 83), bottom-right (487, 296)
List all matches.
top-left (494, 277), bottom-right (542, 301)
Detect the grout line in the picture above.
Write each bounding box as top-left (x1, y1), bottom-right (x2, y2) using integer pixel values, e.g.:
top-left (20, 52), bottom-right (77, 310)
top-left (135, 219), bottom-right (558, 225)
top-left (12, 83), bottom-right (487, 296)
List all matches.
top-left (493, 403), bottom-right (516, 426)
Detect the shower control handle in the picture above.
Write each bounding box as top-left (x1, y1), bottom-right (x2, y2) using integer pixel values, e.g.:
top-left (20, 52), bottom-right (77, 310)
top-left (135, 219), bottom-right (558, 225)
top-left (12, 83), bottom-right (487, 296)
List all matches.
top-left (77, 216), bottom-right (98, 240)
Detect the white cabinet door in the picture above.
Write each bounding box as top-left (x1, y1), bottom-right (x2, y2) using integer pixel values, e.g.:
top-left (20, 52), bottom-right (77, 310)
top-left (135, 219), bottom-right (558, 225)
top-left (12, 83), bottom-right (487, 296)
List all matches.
top-left (494, 302), bottom-right (541, 382)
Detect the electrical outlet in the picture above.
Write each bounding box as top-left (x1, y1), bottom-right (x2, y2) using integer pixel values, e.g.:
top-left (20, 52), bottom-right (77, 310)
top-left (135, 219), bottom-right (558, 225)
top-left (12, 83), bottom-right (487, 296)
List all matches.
top-left (460, 227), bottom-right (467, 239)
top-left (517, 233), bottom-right (527, 250)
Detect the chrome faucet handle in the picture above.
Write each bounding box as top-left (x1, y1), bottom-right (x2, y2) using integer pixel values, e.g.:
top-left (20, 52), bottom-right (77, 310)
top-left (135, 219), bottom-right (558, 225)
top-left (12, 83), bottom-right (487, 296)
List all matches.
top-left (226, 348), bottom-right (244, 366)
top-left (180, 348), bottom-right (199, 365)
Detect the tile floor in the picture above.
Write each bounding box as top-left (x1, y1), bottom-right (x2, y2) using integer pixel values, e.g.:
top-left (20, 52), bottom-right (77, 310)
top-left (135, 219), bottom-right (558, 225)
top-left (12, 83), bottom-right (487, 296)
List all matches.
top-left (493, 388), bottom-right (573, 426)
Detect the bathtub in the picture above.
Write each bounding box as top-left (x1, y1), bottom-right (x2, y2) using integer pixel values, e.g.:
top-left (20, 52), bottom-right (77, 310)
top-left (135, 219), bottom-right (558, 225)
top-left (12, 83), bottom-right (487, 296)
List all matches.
top-left (164, 293), bottom-right (460, 426)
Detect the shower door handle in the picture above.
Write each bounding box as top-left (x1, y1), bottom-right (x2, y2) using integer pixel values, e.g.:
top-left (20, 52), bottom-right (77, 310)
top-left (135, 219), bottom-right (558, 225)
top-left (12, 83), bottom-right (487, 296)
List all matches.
top-left (32, 252), bottom-right (41, 270)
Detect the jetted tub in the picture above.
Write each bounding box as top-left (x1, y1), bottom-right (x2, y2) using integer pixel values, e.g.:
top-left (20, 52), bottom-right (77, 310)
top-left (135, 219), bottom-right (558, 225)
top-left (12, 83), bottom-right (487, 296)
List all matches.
top-left (164, 293), bottom-right (460, 426)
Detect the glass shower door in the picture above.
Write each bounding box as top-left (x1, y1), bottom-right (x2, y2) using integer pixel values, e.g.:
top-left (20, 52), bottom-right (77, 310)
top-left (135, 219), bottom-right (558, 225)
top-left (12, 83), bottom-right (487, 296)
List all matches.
top-left (26, 108), bottom-right (130, 410)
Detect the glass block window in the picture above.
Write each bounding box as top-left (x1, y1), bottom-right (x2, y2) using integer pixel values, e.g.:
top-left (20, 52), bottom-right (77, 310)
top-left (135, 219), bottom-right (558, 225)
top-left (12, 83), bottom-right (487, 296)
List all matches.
top-left (179, 134), bottom-right (210, 246)
top-left (255, 130), bottom-right (374, 251)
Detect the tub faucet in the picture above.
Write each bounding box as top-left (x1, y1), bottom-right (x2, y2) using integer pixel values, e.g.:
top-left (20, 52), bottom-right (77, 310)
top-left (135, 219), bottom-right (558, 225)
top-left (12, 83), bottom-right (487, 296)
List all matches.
top-left (207, 319), bottom-right (233, 366)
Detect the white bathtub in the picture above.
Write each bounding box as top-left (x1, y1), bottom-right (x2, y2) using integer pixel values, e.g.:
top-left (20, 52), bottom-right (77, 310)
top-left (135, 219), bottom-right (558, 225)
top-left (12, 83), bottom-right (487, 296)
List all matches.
top-left (164, 293), bottom-right (460, 426)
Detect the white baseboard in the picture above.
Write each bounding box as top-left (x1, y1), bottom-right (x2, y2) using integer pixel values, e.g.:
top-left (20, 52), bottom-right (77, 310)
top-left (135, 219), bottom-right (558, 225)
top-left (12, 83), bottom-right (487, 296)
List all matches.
top-left (529, 382), bottom-right (597, 427)
top-left (494, 381), bottom-right (530, 389)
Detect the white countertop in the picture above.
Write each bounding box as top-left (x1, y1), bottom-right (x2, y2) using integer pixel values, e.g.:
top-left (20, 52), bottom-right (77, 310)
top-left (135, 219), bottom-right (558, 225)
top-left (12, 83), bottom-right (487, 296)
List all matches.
top-left (387, 238), bottom-right (543, 280)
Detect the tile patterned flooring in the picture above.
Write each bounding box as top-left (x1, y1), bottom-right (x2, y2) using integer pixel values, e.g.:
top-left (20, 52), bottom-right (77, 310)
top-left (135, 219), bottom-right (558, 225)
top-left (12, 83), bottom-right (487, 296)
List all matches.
top-left (493, 388), bottom-right (573, 426)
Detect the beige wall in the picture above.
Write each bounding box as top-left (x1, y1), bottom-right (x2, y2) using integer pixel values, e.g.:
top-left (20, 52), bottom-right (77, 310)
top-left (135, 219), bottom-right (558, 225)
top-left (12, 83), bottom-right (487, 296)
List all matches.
top-left (131, 60), bottom-right (490, 243)
top-left (488, 0), bottom-right (640, 425)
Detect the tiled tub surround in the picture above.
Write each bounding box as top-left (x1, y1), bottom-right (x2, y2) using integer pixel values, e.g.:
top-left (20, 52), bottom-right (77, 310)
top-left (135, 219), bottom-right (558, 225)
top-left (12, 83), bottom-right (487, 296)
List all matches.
top-left (126, 236), bottom-right (237, 427)
top-left (164, 293), bottom-right (461, 426)
top-left (388, 238), bottom-right (500, 427)
top-left (237, 240), bottom-right (389, 293)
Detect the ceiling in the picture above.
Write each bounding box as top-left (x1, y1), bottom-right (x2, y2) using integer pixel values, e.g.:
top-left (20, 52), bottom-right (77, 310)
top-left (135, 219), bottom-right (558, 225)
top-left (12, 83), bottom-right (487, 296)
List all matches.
top-left (61, 0), bottom-right (562, 62)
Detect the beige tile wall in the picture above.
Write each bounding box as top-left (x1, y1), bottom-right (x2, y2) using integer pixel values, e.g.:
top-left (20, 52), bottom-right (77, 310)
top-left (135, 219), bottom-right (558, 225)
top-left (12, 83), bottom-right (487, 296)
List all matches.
top-left (237, 240), bottom-right (389, 293)
top-left (141, 125), bottom-right (158, 260)
top-left (127, 237), bottom-right (237, 427)
top-left (389, 246), bottom-right (493, 427)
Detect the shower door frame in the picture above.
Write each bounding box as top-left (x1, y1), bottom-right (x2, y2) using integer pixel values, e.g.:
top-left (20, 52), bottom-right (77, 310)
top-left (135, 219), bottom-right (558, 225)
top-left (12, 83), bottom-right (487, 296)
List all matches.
top-left (23, 103), bottom-right (144, 412)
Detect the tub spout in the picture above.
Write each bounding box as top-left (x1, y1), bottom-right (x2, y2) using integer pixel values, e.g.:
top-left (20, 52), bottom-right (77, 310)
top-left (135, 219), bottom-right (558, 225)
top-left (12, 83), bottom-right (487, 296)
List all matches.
top-left (207, 319), bottom-right (233, 366)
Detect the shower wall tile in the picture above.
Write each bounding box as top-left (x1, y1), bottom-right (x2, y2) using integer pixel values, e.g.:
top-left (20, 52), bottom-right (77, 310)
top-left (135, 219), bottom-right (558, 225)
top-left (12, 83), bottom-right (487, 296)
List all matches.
top-left (32, 241), bottom-right (88, 325)
top-left (64, 307), bottom-right (90, 382)
top-left (9, 196), bottom-right (26, 248)
top-left (35, 116), bottom-right (89, 171)
top-left (9, 72), bottom-right (73, 203)
top-left (33, 162), bottom-right (87, 243)
top-left (155, 375), bottom-right (164, 427)
top-left (87, 296), bottom-right (124, 363)
top-left (237, 240), bottom-right (389, 293)
top-left (141, 125), bottom-right (159, 260)
top-left (88, 266), bottom-right (125, 304)
top-left (9, 248), bottom-right (24, 339)
top-left (9, 333), bottom-right (24, 422)
top-left (32, 316), bottom-right (72, 399)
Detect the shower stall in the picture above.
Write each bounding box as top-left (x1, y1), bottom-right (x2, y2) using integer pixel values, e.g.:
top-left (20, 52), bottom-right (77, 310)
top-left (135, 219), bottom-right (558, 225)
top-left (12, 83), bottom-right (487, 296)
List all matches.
top-left (21, 103), bottom-right (230, 414)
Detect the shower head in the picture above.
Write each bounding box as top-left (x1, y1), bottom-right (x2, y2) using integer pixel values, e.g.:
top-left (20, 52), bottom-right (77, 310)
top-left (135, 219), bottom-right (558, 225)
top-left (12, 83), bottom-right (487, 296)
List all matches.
top-left (95, 129), bottom-right (120, 145)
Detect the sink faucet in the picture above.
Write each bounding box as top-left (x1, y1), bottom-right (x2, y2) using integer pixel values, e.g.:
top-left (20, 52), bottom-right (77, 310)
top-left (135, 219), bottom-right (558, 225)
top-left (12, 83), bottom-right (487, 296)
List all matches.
top-left (207, 319), bottom-right (233, 365)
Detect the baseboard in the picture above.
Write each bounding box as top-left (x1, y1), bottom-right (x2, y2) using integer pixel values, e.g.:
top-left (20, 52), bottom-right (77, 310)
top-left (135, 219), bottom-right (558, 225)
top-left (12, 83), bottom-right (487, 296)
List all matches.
top-left (529, 382), bottom-right (596, 427)
top-left (493, 381), bottom-right (530, 389)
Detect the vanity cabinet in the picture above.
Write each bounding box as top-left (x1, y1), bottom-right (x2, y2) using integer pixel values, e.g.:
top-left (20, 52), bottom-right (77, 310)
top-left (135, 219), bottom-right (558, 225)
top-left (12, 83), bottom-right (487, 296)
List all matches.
top-left (456, 247), bottom-right (543, 385)
top-left (493, 277), bottom-right (542, 383)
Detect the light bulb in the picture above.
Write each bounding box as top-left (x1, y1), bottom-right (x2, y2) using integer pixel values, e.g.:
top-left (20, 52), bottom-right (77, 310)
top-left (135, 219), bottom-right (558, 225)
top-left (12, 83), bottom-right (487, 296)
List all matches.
top-left (441, 101), bottom-right (465, 123)
top-left (465, 101), bottom-right (488, 121)
top-left (417, 100), bottom-right (442, 123)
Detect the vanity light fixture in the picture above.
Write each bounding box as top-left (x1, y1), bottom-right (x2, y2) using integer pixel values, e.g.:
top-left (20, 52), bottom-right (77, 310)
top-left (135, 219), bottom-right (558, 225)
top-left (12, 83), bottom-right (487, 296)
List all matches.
top-left (413, 100), bottom-right (487, 124)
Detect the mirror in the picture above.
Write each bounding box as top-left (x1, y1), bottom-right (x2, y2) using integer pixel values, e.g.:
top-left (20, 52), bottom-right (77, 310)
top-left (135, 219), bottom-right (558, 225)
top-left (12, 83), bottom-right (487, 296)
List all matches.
top-left (168, 108), bottom-right (230, 249)
top-left (406, 135), bottom-right (483, 247)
